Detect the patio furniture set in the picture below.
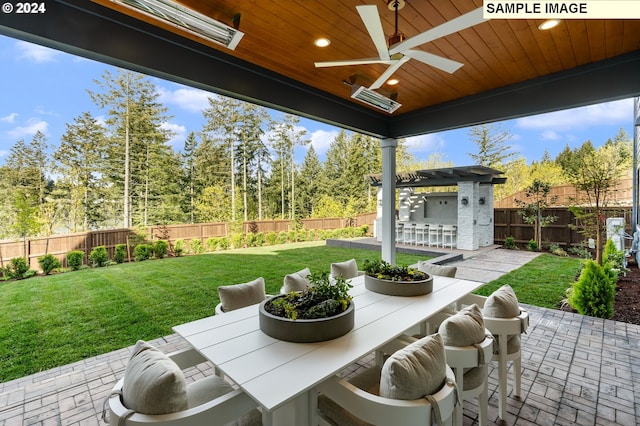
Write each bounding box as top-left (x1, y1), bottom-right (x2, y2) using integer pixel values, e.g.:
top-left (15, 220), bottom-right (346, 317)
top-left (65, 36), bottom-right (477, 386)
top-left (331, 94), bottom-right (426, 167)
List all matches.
top-left (396, 222), bottom-right (458, 249)
top-left (105, 260), bottom-right (527, 425)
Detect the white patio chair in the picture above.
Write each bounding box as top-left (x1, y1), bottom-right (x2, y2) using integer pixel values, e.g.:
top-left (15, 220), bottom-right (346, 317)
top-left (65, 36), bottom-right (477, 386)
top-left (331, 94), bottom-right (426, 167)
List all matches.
top-left (403, 222), bottom-right (416, 245)
top-left (105, 340), bottom-right (262, 425)
top-left (317, 334), bottom-right (458, 426)
top-left (414, 223), bottom-right (428, 246)
top-left (330, 259), bottom-right (364, 280)
top-left (442, 225), bottom-right (457, 248)
top-left (428, 224), bottom-right (443, 247)
top-left (215, 277), bottom-right (269, 314)
top-left (456, 286), bottom-right (529, 420)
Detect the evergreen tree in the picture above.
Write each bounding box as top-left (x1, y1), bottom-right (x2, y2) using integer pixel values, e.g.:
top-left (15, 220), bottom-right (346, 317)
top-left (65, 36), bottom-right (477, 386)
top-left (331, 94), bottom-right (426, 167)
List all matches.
top-left (467, 123), bottom-right (516, 168)
top-left (54, 112), bottom-right (106, 232)
top-left (297, 145), bottom-right (323, 217)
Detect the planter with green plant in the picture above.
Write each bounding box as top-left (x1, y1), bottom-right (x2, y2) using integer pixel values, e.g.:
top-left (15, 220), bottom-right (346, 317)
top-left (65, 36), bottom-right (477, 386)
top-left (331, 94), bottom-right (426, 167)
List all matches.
top-left (259, 271), bottom-right (354, 343)
top-left (362, 259), bottom-right (433, 296)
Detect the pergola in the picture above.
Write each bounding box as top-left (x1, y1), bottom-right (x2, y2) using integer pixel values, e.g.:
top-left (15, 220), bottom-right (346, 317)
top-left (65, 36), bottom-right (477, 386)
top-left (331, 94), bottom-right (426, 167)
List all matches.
top-left (2, 1), bottom-right (640, 262)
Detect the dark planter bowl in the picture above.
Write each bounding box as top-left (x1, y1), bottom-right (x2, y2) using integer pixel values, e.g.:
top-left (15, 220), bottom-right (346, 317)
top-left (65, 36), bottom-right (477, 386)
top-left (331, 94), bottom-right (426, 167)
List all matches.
top-left (364, 273), bottom-right (433, 296)
top-left (259, 296), bottom-right (355, 343)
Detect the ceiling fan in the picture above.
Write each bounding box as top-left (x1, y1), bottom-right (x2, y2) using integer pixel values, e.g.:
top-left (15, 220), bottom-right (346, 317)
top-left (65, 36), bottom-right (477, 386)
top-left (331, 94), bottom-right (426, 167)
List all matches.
top-left (314, 1), bottom-right (486, 90)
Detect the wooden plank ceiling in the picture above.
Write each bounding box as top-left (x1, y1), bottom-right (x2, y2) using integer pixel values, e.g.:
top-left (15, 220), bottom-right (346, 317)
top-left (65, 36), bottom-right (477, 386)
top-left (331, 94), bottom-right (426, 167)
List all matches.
top-left (92, 0), bottom-right (640, 115)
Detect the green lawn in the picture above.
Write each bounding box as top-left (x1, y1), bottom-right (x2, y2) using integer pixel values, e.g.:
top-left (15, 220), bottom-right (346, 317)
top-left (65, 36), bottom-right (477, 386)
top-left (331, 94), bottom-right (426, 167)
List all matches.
top-left (474, 253), bottom-right (584, 309)
top-left (0, 241), bottom-right (429, 382)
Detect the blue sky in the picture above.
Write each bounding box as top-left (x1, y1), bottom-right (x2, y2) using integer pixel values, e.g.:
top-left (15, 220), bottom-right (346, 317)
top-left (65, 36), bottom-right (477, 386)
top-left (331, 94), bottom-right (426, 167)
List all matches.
top-left (0, 34), bottom-right (635, 168)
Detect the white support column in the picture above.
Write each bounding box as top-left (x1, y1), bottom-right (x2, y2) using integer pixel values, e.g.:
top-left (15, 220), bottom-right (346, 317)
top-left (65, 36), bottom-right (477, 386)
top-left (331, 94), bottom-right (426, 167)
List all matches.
top-left (381, 138), bottom-right (397, 265)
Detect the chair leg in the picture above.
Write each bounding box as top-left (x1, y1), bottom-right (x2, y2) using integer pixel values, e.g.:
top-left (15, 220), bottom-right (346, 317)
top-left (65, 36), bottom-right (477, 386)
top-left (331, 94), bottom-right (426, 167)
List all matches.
top-left (497, 345), bottom-right (508, 420)
top-left (514, 354), bottom-right (522, 397)
top-left (479, 367), bottom-right (489, 426)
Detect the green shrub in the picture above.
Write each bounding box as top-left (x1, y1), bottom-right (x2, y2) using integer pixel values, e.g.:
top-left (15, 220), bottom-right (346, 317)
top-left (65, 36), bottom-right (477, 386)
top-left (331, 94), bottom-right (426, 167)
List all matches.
top-left (206, 237), bottom-right (219, 252)
top-left (66, 250), bottom-right (85, 271)
top-left (254, 232), bottom-right (265, 246)
top-left (133, 244), bottom-right (153, 262)
top-left (549, 243), bottom-right (568, 257)
top-left (114, 244), bottom-right (127, 263)
top-left (189, 238), bottom-right (203, 254)
top-left (603, 239), bottom-right (625, 275)
top-left (526, 239), bottom-right (538, 252)
top-left (231, 233), bottom-right (244, 249)
top-left (153, 240), bottom-right (169, 259)
top-left (567, 260), bottom-right (616, 319)
top-left (278, 231), bottom-right (288, 244)
top-left (173, 239), bottom-right (185, 257)
top-left (38, 254), bottom-right (61, 275)
top-left (7, 256), bottom-right (31, 279)
top-left (265, 231), bottom-right (277, 245)
top-left (88, 246), bottom-right (109, 267)
top-left (218, 237), bottom-right (230, 250)
top-left (297, 230), bottom-right (308, 242)
top-left (245, 232), bottom-right (257, 247)
top-left (568, 244), bottom-right (592, 259)
top-left (504, 236), bottom-right (516, 249)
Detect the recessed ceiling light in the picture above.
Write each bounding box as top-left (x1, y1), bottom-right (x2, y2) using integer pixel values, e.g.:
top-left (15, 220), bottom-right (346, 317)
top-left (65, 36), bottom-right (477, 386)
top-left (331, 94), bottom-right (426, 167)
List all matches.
top-left (538, 19), bottom-right (560, 30)
top-left (314, 38), bottom-right (331, 47)
top-left (386, 78), bottom-right (399, 86)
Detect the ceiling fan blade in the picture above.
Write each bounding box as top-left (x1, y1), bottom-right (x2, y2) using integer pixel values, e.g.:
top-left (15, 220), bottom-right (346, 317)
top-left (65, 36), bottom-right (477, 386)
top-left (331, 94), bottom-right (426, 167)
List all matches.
top-left (404, 50), bottom-right (464, 74)
top-left (356, 5), bottom-right (391, 61)
top-left (315, 58), bottom-right (394, 68)
top-left (369, 57), bottom-right (410, 90)
top-left (389, 7), bottom-right (485, 54)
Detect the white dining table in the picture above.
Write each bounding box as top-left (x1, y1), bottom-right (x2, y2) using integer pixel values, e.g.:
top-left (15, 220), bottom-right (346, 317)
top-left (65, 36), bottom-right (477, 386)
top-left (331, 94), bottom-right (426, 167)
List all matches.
top-left (173, 274), bottom-right (484, 426)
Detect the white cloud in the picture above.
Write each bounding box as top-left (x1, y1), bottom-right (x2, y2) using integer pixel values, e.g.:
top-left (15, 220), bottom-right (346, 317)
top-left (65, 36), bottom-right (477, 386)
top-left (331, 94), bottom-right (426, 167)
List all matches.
top-left (515, 98), bottom-right (633, 131)
top-left (0, 113), bottom-right (18, 123)
top-left (540, 130), bottom-right (561, 141)
top-left (15, 40), bottom-right (59, 63)
top-left (157, 85), bottom-right (212, 113)
top-left (309, 129), bottom-right (339, 156)
top-left (161, 121), bottom-right (187, 149)
top-left (7, 119), bottom-right (48, 139)
top-left (405, 134), bottom-right (446, 153)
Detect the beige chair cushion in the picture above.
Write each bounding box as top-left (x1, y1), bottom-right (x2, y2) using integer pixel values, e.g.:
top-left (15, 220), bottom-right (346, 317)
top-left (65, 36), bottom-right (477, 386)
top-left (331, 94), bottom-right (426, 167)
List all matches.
top-left (122, 340), bottom-right (188, 415)
top-left (282, 267), bottom-right (311, 293)
top-left (417, 261), bottom-right (457, 278)
top-left (379, 333), bottom-right (447, 400)
top-left (483, 284), bottom-right (520, 318)
top-left (218, 277), bottom-right (266, 312)
top-left (331, 259), bottom-right (359, 279)
top-left (187, 376), bottom-right (263, 425)
top-left (439, 304), bottom-right (485, 347)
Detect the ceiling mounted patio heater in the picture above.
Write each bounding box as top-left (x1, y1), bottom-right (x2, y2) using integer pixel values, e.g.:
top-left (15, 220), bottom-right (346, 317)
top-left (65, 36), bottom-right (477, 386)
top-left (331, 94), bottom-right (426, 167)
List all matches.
top-left (350, 85), bottom-right (401, 114)
top-left (113, 0), bottom-right (244, 50)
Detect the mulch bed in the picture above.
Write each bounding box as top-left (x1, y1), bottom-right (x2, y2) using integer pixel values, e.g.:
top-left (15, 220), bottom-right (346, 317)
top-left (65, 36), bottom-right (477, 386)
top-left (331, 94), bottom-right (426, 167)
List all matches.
top-left (612, 260), bottom-right (640, 325)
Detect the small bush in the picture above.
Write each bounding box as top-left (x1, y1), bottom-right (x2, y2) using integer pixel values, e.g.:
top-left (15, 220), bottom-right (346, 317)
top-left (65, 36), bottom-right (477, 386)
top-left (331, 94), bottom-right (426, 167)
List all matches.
top-left (603, 239), bottom-right (625, 275)
top-left (189, 238), bottom-right (204, 254)
top-left (231, 233), bottom-right (243, 249)
top-left (526, 239), bottom-right (538, 252)
top-left (245, 232), bottom-right (257, 247)
top-left (133, 244), bottom-right (153, 262)
top-left (567, 260), bottom-right (616, 319)
top-left (549, 243), bottom-right (568, 257)
top-left (153, 240), bottom-right (169, 259)
top-left (89, 246), bottom-right (109, 267)
top-left (504, 236), bottom-right (517, 249)
top-left (173, 239), bottom-right (185, 257)
top-left (254, 232), bottom-right (265, 246)
top-left (114, 244), bottom-right (127, 263)
top-left (38, 254), bottom-right (61, 275)
top-left (266, 231), bottom-right (278, 245)
top-left (206, 237), bottom-right (219, 252)
top-left (66, 250), bottom-right (85, 271)
top-left (278, 231), bottom-right (288, 244)
top-left (8, 257), bottom-right (31, 279)
top-left (568, 244), bottom-right (592, 259)
top-left (218, 237), bottom-right (230, 250)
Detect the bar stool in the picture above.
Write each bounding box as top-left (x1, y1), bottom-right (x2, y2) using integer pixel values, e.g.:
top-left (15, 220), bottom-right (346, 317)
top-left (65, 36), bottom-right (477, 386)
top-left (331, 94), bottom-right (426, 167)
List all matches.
top-left (428, 224), bottom-right (442, 247)
top-left (395, 222), bottom-right (404, 244)
top-left (414, 223), bottom-right (428, 246)
top-left (442, 225), bottom-right (457, 248)
top-left (403, 222), bottom-right (416, 245)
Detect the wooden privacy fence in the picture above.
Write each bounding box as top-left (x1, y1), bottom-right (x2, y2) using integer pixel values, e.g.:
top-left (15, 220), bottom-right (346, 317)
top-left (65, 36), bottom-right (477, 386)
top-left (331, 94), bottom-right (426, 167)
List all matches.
top-left (494, 207), bottom-right (633, 248)
top-left (0, 214), bottom-right (376, 271)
